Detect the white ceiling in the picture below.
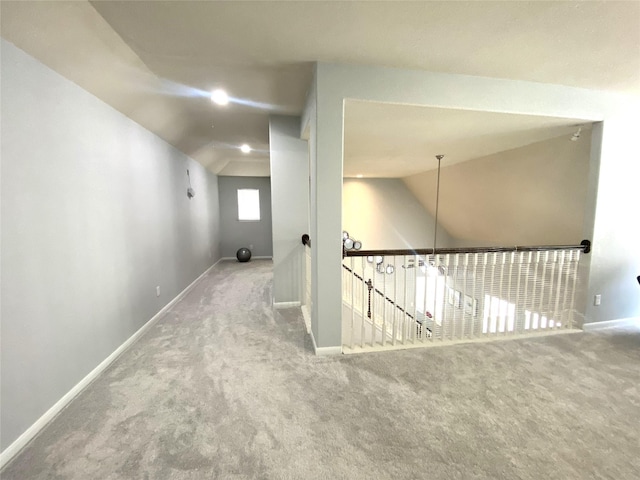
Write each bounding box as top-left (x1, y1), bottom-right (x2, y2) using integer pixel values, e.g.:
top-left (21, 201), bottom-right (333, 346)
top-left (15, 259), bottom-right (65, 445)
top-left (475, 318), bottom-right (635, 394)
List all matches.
top-left (1, 1), bottom-right (639, 176)
top-left (344, 101), bottom-right (593, 178)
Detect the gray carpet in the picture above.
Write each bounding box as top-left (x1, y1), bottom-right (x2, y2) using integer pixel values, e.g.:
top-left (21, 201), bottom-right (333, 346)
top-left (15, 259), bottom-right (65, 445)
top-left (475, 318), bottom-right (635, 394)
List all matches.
top-left (2, 259), bottom-right (639, 479)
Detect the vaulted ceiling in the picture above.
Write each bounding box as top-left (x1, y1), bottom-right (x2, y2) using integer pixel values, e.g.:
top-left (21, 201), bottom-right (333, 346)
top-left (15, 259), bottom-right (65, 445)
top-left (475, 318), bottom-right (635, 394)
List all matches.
top-left (1, 1), bottom-right (638, 178)
top-left (344, 101), bottom-right (593, 178)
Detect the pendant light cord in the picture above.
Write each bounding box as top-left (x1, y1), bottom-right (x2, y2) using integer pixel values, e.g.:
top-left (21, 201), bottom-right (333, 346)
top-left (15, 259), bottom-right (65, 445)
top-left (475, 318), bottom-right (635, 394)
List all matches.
top-left (433, 155), bottom-right (444, 253)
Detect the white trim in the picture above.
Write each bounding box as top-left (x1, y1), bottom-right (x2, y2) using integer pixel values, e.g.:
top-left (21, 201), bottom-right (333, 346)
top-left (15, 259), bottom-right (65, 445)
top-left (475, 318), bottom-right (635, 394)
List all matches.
top-left (342, 328), bottom-right (582, 355)
top-left (220, 256), bottom-right (273, 261)
top-left (0, 260), bottom-right (221, 469)
top-left (582, 317), bottom-right (640, 331)
top-left (273, 301), bottom-right (301, 308)
top-left (310, 329), bottom-right (342, 356)
top-left (210, 257), bottom-right (225, 269)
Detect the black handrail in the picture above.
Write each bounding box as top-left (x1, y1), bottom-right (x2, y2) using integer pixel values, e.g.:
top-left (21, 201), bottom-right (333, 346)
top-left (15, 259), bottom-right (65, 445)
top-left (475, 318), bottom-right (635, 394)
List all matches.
top-left (345, 239), bottom-right (591, 257)
top-left (343, 264), bottom-right (415, 319)
top-left (342, 264), bottom-right (432, 336)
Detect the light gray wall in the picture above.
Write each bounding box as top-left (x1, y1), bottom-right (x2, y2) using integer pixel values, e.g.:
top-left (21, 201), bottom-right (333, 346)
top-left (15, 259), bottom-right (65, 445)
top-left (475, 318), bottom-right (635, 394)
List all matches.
top-left (307, 70), bottom-right (345, 349)
top-left (305, 62), bottom-right (640, 349)
top-left (218, 177), bottom-right (273, 258)
top-left (584, 114), bottom-right (640, 323)
top-left (269, 116), bottom-right (309, 304)
top-left (343, 178), bottom-right (455, 249)
top-left (0, 40), bottom-right (221, 452)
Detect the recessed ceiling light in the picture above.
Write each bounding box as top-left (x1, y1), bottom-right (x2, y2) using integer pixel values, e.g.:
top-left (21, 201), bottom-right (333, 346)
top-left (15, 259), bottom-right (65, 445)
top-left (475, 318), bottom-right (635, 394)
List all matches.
top-left (210, 89), bottom-right (229, 105)
top-left (356, 174), bottom-right (363, 178)
top-left (240, 144), bottom-right (251, 153)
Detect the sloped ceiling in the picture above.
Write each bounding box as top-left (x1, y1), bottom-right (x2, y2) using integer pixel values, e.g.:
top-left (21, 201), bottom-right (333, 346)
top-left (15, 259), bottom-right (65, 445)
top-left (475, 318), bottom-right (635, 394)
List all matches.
top-left (344, 101), bottom-right (593, 178)
top-left (1, 1), bottom-right (638, 178)
top-left (403, 131), bottom-right (593, 246)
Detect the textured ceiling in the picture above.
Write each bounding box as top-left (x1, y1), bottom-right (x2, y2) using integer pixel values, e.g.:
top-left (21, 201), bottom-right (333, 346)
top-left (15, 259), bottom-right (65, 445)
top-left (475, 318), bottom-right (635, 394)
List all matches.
top-left (1, 1), bottom-right (638, 177)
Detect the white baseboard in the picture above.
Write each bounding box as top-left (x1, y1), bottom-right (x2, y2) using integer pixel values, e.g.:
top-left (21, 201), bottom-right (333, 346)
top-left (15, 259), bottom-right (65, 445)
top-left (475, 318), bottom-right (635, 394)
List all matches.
top-left (0, 260), bottom-right (221, 469)
top-left (220, 256), bottom-right (273, 261)
top-left (273, 301), bottom-right (301, 309)
top-left (310, 329), bottom-right (342, 356)
top-left (582, 317), bottom-right (640, 331)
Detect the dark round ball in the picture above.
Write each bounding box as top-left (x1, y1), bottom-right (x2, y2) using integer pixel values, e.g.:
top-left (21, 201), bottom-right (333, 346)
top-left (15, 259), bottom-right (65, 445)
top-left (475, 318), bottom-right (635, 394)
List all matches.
top-left (236, 247), bottom-right (252, 262)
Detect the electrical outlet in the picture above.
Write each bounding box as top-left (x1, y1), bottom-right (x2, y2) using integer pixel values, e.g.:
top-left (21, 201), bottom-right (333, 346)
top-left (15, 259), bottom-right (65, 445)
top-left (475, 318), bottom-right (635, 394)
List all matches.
top-left (249, 244), bottom-right (254, 250)
top-left (594, 294), bottom-right (601, 306)
top-left (156, 286), bottom-right (161, 297)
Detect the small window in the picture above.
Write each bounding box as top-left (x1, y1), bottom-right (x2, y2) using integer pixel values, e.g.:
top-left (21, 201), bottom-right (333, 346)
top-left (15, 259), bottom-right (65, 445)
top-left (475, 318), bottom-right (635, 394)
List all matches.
top-left (237, 189), bottom-right (260, 221)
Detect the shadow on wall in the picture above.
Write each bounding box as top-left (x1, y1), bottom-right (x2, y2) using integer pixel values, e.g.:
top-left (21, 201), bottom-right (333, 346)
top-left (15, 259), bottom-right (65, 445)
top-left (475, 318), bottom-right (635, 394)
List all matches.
top-left (342, 178), bottom-right (456, 250)
top-left (274, 245), bottom-right (305, 304)
top-left (402, 132), bottom-right (593, 247)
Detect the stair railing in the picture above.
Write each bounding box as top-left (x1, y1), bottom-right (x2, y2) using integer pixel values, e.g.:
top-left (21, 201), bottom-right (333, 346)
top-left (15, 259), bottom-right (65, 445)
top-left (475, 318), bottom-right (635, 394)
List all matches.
top-left (342, 240), bottom-right (591, 353)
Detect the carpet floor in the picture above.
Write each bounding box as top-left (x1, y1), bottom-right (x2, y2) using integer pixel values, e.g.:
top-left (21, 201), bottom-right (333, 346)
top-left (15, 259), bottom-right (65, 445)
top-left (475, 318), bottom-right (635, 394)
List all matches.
top-left (2, 259), bottom-right (639, 479)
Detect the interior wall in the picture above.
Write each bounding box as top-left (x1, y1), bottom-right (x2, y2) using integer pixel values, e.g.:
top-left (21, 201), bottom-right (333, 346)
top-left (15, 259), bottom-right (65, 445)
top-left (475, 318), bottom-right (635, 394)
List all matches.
top-left (1, 40), bottom-right (221, 451)
top-left (305, 73), bottom-right (325, 347)
top-left (218, 176), bottom-right (273, 258)
top-left (584, 115), bottom-right (640, 323)
top-left (343, 178), bottom-right (455, 250)
top-left (305, 62), bottom-right (639, 349)
top-left (403, 132), bottom-right (593, 246)
top-left (269, 115), bottom-right (309, 304)
top-left (309, 69), bottom-right (345, 349)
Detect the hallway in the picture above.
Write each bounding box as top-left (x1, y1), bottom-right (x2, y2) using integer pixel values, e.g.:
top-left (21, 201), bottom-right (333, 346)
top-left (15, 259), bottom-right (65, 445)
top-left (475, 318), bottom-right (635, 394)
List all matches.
top-left (2, 260), bottom-right (639, 479)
